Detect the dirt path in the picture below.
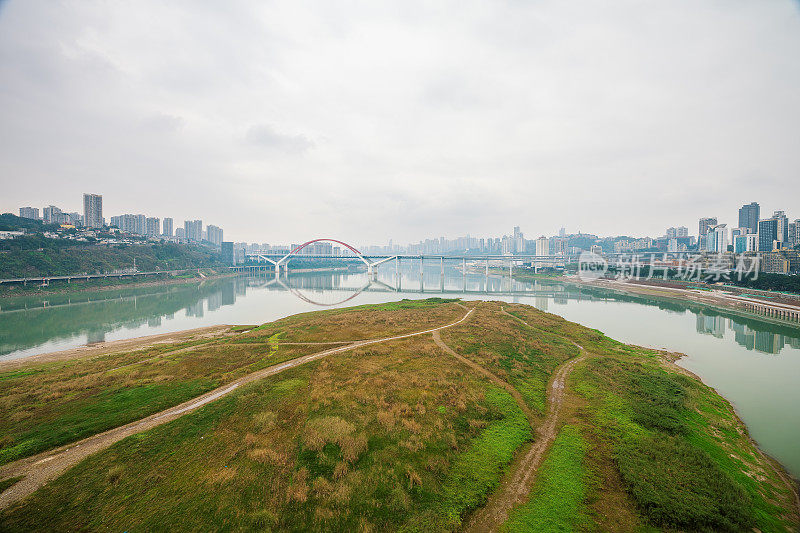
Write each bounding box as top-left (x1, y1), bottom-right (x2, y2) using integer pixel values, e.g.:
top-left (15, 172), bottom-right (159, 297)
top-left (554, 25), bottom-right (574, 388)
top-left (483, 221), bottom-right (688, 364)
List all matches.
top-left (457, 307), bottom-right (587, 533)
top-left (432, 330), bottom-right (534, 426)
top-left (0, 308), bottom-right (474, 510)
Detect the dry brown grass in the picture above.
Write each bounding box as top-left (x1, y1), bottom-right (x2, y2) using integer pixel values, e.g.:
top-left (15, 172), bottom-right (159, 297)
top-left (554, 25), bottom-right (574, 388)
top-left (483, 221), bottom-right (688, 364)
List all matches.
top-left (236, 301), bottom-right (465, 343)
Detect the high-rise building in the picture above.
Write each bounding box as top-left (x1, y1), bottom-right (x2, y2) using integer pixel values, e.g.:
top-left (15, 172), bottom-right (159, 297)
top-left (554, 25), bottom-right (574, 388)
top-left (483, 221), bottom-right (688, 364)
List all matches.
top-left (677, 226), bottom-right (688, 238)
top-left (698, 217), bottom-right (717, 240)
top-left (83, 193), bottom-right (103, 228)
top-left (758, 218), bottom-right (779, 252)
top-left (162, 217), bottom-right (173, 237)
top-left (773, 210), bottom-right (789, 244)
top-left (206, 225), bottom-right (223, 246)
top-left (738, 202), bottom-right (759, 234)
top-left (710, 224), bottom-right (729, 253)
top-left (175, 227), bottom-right (186, 240)
top-left (789, 220), bottom-right (800, 249)
top-left (535, 236), bottom-right (549, 256)
top-left (146, 217), bottom-right (160, 237)
top-left (733, 233), bottom-right (758, 254)
top-left (184, 220), bottom-right (202, 242)
top-left (42, 205), bottom-right (63, 224)
top-left (221, 242), bottom-right (235, 264)
top-left (512, 226), bottom-right (524, 254)
top-left (19, 207), bottom-right (40, 220)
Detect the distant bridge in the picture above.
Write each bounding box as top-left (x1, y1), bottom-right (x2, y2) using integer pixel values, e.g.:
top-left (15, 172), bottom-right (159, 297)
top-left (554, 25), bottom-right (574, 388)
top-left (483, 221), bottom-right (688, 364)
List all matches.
top-left (244, 237), bottom-right (579, 276)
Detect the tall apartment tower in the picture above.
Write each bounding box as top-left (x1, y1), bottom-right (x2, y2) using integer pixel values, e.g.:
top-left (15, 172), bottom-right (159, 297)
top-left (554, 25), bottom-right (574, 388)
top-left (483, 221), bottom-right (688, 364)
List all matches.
top-left (19, 207), bottom-right (39, 220)
top-left (162, 218), bottom-right (173, 236)
top-left (738, 202), bottom-right (759, 234)
top-left (83, 193), bottom-right (103, 229)
top-left (758, 219), bottom-right (778, 252)
top-left (145, 217), bottom-right (160, 237)
top-left (184, 220), bottom-right (202, 242)
top-left (773, 210), bottom-right (789, 244)
top-left (698, 217), bottom-right (718, 240)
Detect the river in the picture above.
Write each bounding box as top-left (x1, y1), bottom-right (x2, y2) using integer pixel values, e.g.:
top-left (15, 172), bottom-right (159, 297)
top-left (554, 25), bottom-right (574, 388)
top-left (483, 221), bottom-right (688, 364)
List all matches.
top-left (1, 265), bottom-right (798, 478)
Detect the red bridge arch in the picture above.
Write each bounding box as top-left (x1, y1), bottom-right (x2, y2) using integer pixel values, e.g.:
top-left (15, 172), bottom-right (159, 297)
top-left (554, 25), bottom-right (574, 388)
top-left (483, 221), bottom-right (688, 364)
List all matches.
top-left (279, 238), bottom-right (370, 267)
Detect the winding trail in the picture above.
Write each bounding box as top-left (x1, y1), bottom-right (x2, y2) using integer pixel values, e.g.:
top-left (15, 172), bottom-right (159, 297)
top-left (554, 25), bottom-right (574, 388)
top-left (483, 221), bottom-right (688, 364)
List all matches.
top-left (0, 307), bottom-right (474, 510)
top-left (453, 306), bottom-right (588, 533)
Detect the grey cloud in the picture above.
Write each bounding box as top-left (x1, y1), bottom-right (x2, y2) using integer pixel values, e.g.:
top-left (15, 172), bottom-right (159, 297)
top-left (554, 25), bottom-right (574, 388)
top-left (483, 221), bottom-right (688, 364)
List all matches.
top-left (0, 1), bottom-right (798, 244)
top-left (245, 124), bottom-right (315, 153)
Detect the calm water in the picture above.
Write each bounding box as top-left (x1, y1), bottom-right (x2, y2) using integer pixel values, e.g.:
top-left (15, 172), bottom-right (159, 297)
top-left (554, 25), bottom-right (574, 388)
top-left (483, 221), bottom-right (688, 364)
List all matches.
top-left (1, 265), bottom-right (799, 477)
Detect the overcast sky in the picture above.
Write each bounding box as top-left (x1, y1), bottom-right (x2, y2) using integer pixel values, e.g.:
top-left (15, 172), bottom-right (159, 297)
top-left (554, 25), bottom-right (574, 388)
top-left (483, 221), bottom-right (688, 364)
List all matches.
top-left (1, 1), bottom-right (798, 245)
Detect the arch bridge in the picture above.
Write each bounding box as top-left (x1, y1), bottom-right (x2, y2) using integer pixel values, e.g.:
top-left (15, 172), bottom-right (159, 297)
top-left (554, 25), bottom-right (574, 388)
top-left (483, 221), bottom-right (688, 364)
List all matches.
top-left (245, 237), bottom-right (576, 277)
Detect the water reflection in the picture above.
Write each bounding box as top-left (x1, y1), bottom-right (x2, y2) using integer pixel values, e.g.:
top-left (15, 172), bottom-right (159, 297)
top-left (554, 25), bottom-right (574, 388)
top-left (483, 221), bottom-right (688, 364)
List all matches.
top-left (2, 267), bottom-right (800, 477)
top-left (2, 267), bottom-right (798, 360)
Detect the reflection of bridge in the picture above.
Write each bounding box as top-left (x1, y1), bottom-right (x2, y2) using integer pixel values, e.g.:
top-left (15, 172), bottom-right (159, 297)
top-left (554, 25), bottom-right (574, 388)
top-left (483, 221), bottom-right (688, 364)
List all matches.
top-left (243, 238), bottom-right (578, 276)
top-left (244, 268), bottom-right (607, 307)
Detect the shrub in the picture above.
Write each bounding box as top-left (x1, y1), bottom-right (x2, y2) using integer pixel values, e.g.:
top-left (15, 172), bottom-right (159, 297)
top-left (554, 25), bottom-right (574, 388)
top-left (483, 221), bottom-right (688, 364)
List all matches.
top-left (615, 434), bottom-right (754, 532)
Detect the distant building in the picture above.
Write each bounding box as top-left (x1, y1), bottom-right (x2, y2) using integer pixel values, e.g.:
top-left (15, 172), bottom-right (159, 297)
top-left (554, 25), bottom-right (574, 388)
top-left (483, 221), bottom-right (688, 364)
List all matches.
top-left (738, 202), bottom-right (759, 234)
top-left (221, 241), bottom-right (235, 265)
top-left (710, 224), bottom-right (728, 253)
top-left (19, 207), bottom-right (39, 220)
top-left (773, 210), bottom-right (789, 244)
top-left (175, 227), bottom-right (186, 240)
top-left (42, 205), bottom-right (62, 224)
top-left (66, 212), bottom-right (82, 226)
top-left (184, 219), bottom-right (202, 242)
top-left (789, 220), bottom-right (800, 249)
top-left (761, 251), bottom-right (789, 274)
top-left (734, 234), bottom-right (758, 253)
top-left (698, 217), bottom-right (717, 240)
top-left (162, 217), bottom-right (173, 237)
top-left (206, 224), bottom-right (223, 246)
top-left (83, 193), bottom-right (103, 228)
top-left (677, 226), bottom-right (688, 238)
top-left (758, 218), bottom-right (779, 252)
top-left (513, 226), bottom-right (524, 255)
top-left (145, 217), bottom-right (160, 237)
top-left (111, 214), bottom-right (147, 235)
top-left (535, 236), bottom-right (549, 256)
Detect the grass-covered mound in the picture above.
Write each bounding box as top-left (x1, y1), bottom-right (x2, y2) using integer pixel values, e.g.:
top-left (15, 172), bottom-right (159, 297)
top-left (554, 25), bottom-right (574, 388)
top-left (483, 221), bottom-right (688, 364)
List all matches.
top-left (0, 300), bottom-right (466, 467)
top-left (0, 335), bottom-right (530, 531)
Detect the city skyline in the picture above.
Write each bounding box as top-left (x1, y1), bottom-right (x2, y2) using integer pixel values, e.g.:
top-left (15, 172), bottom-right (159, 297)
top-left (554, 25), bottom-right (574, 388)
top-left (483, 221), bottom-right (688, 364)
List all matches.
top-left (11, 191), bottom-right (795, 255)
top-left (1, 1), bottom-right (799, 243)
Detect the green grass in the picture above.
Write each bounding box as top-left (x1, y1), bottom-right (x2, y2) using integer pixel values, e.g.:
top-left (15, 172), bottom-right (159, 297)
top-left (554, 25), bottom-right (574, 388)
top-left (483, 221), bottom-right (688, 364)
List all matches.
top-left (370, 297), bottom-right (461, 311)
top-left (0, 341), bottom-right (531, 532)
top-left (0, 379), bottom-right (216, 465)
top-left (503, 425), bottom-right (588, 532)
top-left (0, 476), bottom-right (22, 494)
top-left (572, 356), bottom-right (796, 532)
top-left (615, 434), bottom-right (752, 531)
top-left (429, 387), bottom-right (532, 530)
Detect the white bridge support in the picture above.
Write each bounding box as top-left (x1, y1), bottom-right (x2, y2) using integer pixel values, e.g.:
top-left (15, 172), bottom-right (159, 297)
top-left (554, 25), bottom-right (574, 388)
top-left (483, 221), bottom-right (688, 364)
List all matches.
top-left (366, 255), bottom-right (398, 277)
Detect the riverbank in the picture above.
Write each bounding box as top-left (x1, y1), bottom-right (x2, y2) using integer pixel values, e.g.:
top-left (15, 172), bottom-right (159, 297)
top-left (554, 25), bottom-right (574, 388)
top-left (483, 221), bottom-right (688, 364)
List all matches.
top-left (561, 275), bottom-right (800, 327)
top-left (0, 300), bottom-right (797, 531)
top-left (0, 268), bottom-right (236, 299)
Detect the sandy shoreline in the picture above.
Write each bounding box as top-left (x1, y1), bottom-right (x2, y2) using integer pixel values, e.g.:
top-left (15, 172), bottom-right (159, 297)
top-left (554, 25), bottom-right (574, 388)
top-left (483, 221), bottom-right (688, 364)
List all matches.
top-left (0, 325), bottom-right (233, 371)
